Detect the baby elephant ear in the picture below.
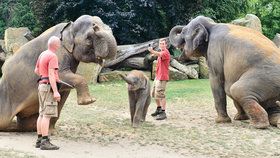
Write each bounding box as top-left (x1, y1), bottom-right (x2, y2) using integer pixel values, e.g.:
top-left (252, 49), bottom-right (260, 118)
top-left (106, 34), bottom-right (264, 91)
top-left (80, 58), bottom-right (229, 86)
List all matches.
top-left (192, 23), bottom-right (209, 50)
top-left (60, 22), bottom-right (75, 53)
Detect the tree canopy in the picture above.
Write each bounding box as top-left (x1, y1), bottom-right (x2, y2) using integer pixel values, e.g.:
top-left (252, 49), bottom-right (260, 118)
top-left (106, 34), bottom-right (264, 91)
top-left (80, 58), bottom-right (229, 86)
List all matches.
top-left (0, 0), bottom-right (279, 44)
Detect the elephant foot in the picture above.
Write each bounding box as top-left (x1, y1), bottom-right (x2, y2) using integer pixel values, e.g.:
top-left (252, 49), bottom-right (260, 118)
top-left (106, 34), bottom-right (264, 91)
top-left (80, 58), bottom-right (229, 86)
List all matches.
top-left (234, 113), bottom-right (249, 120)
top-left (215, 115), bottom-right (231, 123)
top-left (78, 97), bottom-right (96, 105)
top-left (250, 116), bottom-right (269, 129)
top-left (268, 113), bottom-right (280, 127)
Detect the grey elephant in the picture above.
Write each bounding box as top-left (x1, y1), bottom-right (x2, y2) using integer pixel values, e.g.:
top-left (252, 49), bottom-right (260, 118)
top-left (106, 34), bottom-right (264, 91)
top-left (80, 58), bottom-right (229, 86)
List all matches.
top-left (120, 70), bottom-right (151, 128)
top-left (169, 16), bottom-right (280, 129)
top-left (0, 15), bottom-right (117, 131)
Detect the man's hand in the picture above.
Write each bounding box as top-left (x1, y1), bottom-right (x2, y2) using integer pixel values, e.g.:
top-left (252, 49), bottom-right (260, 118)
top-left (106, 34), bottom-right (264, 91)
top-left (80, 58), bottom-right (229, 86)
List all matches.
top-left (53, 91), bottom-right (61, 102)
top-left (148, 47), bottom-right (153, 52)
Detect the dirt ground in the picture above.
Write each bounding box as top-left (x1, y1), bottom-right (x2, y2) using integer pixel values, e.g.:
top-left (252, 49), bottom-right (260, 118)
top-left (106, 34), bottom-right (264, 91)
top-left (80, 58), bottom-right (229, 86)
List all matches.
top-left (1, 80), bottom-right (280, 158)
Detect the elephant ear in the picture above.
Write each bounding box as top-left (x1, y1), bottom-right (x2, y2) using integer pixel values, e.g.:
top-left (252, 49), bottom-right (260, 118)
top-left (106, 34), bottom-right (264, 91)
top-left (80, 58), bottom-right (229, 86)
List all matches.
top-left (60, 22), bottom-right (75, 53)
top-left (192, 23), bottom-right (209, 50)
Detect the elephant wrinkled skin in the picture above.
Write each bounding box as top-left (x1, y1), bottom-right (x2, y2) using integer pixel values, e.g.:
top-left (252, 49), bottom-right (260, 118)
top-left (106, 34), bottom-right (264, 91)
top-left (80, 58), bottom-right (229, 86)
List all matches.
top-left (169, 16), bottom-right (280, 129)
top-left (120, 70), bottom-right (151, 128)
top-left (0, 15), bottom-right (117, 131)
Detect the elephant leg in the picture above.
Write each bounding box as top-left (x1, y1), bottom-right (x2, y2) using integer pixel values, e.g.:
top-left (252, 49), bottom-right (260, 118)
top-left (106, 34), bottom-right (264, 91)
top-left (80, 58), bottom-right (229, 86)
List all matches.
top-left (60, 71), bottom-right (96, 105)
top-left (267, 106), bottom-right (280, 128)
top-left (16, 113), bottom-right (38, 132)
top-left (230, 81), bottom-right (269, 129)
top-left (209, 75), bottom-right (231, 123)
top-left (268, 113), bottom-right (280, 128)
top-left (0, 117), bottom-right (14, 132)
top-left (128, 92), bottom-right (136, 124)
top-left (141, 96), bottom-right (151, 122)
top-left (50, 91), bottom-right (70, 131)
top-left (132, 97), bottom-right (146, 128)
top-left (233, 100), bottom-right (249, 120)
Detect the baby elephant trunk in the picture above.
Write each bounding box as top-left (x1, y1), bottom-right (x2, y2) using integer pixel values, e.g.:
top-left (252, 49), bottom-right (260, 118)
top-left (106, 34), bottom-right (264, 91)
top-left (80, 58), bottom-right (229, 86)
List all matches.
top-left (120, 74), bottom-right (134, 85)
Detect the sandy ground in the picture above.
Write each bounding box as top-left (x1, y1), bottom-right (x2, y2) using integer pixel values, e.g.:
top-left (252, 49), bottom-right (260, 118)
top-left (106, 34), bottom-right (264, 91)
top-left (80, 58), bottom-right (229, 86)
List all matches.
top-left (0, 132), bottom-right (189, 158)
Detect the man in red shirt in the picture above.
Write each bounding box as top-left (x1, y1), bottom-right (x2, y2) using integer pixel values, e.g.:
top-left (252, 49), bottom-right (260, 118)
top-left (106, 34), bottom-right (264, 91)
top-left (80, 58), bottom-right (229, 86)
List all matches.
top-left (34, 36), bottom-right (61, 150)
top-left (148, 38), bottom-right (170, 120)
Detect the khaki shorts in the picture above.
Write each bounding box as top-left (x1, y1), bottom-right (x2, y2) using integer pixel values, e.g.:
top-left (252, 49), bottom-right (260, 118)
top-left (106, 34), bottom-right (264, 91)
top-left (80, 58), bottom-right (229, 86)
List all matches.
top-left (38, 84), bottom-right (58, 117)
top-left (151, 80), bottom-right (167, 99)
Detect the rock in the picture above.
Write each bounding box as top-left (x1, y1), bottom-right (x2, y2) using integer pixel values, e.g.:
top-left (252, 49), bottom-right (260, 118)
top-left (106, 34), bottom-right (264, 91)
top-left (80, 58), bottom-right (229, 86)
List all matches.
top-left (169, 67), bottom-right (189, 80)
top-left (76, 62), bottom-right (102, 84)
top-left (231, 14), bottom-right (262, 33)
top-left (273, 33), bottom-right (280, 48)
top-left (198, 57), bottom-right (209, 79)
top-left (98, 70), bottom-right (151, 83)
top-left (4, 27), bottom-right (31, 55)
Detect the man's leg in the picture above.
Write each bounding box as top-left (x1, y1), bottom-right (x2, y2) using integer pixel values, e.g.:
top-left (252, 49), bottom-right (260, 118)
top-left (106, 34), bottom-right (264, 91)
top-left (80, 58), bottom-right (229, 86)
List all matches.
top-left (41, 116), bottom-right (50, 137)
top-left (40, 116), bottom-right (59, 150)
top-left (35, 116), bottom-right (43, 148)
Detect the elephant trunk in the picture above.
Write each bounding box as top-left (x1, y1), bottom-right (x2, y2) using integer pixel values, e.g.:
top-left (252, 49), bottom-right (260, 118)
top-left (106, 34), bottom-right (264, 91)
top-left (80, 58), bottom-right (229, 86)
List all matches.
top-left (95, 31), bottom-right (117, 60)
top-left (120, 74), bottom-right (134, 85)
top-left (169, 25), bottom-right (185, 48)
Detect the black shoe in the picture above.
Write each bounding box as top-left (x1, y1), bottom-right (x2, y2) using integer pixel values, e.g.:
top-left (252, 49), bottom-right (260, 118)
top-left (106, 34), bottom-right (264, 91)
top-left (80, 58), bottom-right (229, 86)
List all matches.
top-left (40, 139), bottom-right (59, 150)
top-left (156, 111), bottom-right (167, 120)
top-left (35, 137), bottom-right (42, 148)
top-left (151, 107), bottom-right (162, 117)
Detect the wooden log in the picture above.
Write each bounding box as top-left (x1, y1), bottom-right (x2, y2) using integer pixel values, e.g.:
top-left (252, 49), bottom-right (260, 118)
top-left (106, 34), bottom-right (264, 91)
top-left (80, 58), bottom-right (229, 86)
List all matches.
top-left (103, 37), bottom-right (168, 69)
top-left (170, 58), bottom-right (198, 79)
top-left (121, 57), bottom-right (147, 70)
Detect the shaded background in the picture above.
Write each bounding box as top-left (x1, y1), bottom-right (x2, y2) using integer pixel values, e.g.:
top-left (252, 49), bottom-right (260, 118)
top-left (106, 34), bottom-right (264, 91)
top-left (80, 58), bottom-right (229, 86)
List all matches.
top-left (1, 0), bottom-right (279, 45)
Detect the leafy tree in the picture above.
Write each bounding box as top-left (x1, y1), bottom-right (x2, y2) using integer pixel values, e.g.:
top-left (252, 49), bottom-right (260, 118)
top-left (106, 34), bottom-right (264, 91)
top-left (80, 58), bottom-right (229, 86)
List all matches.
top-left (249, 0), bottom-right (280, 39)
top-left (30, 0), bottom-right (249, 44)
top-left (0, 0), bottom-right (41, 38)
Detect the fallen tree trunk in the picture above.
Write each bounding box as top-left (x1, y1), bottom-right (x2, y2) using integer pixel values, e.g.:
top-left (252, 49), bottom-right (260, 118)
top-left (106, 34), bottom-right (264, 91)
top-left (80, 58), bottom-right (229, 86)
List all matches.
top-left (121, 57), bottom-right (148, 70)
top-left (104, 37), bottom-right (168, 69)
top-left (170, 58), bottom-right (198, 79)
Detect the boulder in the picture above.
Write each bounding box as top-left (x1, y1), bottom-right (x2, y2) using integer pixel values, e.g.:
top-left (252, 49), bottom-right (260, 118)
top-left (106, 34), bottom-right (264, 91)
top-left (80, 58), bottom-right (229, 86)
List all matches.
top-left (231, 14), bottom-right (262, 33)
top-left (198, 57), bottom-right (209, 79)
top-left (4, 27), bottom-right (31, 55)
top-left (76, 62), bottom-right (102, 84)
top-left (169, 67), bottom-right (189, 80)
top-left (273, 33), bottom-right (280, 48)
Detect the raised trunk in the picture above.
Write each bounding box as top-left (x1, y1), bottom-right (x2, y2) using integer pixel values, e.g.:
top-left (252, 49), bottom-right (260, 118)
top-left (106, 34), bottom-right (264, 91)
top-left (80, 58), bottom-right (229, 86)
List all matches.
top-left (169, 25), bottom-right (185, 48)
top-left (95, 31), bottom-right (117, 60)
top-left (120, 74), bottom-right (134, 85)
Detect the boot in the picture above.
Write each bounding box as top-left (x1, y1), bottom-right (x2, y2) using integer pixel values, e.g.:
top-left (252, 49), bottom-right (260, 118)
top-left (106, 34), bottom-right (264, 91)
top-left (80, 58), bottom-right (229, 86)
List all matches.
top-left (156, 111), bottom-right (167, 120)
top-left (151, 107), bottom-right (162, 117)
top-left (40, 138), bottom-right (59, 150)
top-left (35, 137), bottom-right (42, 148)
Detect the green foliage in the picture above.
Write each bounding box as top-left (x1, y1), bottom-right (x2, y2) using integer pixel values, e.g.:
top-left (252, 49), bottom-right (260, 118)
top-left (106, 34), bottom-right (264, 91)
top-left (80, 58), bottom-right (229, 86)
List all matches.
top-left (0, 0), bottom-right (42, 38)
top-left (29, 0), bottom-right (249, 44)
top-left (249, 0), bottom-right (280, 39)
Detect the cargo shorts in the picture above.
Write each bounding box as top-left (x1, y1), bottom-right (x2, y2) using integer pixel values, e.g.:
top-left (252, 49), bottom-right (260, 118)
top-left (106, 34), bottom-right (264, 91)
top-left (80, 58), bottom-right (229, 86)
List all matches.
top-left (38, 84), bottom-right (58, 117)
top-left (151, 79), bottom-right (167, 99)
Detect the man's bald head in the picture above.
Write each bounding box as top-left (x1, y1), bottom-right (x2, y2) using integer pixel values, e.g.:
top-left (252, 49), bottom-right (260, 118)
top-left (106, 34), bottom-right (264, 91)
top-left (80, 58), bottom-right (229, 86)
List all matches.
top-left (48, 36), bottom-right (61, 52)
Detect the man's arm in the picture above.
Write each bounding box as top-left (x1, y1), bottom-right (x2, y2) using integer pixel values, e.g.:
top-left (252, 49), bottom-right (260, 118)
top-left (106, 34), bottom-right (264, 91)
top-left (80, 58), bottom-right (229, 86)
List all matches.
top-left (148, 47), bottom-right (162, 57)
top-left (49, 68), bottom-right (61, 102)
top-left (34, 60), bottom-right (40, 76)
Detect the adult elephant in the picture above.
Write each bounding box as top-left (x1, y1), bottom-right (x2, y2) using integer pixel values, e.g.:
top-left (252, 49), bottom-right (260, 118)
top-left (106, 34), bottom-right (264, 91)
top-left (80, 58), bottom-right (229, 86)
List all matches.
top-left (0, 15), bottom-right (117, 131)
top-left (169, 16), bottom-right (280, 129)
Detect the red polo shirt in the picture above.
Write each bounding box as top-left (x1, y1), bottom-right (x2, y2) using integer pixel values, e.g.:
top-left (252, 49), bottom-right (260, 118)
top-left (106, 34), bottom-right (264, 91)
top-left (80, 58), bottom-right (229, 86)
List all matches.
top-left (156, 49), bottom-right (170, 81)
top-left (35, 50), bottom-right (59, 81)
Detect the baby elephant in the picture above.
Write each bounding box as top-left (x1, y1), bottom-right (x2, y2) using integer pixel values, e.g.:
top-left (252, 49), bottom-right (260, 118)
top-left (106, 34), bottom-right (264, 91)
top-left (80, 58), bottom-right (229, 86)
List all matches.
top-left (120, 70), bottom-right (151, 128)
